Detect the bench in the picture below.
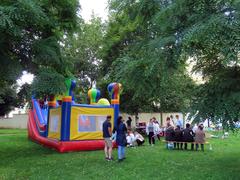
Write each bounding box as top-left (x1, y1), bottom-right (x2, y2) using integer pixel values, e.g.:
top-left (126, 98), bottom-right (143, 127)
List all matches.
top-left (163, 140), bottom-right (211, 150)
top-left (163, 140), bottom-right (209, 144)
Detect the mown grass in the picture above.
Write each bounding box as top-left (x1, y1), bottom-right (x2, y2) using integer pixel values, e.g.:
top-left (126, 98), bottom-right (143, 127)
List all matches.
top-left (0, 129), bottom-right (240, 180)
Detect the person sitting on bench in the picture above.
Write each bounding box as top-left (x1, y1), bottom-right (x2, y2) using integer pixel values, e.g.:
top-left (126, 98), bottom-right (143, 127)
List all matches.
top-left (165, 119), bottom-right (175, 149)
top-left (174, 125), bottom-right (183, 149)
top-left (195, 124), bottom-right (205, 151)
top-left (182, 123), bottom-right (194, 150)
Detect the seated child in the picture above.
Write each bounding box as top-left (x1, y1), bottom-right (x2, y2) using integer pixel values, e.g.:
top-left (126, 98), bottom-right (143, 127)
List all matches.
top-left (126, 129), bottom-right (135, 147)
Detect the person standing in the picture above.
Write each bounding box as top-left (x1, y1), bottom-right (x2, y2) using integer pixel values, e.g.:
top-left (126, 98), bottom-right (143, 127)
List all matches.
top-left (170, 115), bottom-right (175, 126)
top-left (192, 124), bottom-right (198, 133)
top-left (195, 124), bottom-right (205, 151)
top-left (115, 116), bottom-right (127, 162)
top-left (175, 115), bottom-right (183, 129)
top-left (153, 117), bottom-right (161, 141)
top-left (102, 115), bottom-right (113, 161)
top-left (126, 116), bottom-right (132, 128)
top-left (146, 119), bottom-right (155, 146)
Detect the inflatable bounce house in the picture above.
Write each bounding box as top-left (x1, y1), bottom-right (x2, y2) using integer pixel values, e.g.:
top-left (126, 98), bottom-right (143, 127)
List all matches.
top-left (28, 79), bottom-right (121, 152)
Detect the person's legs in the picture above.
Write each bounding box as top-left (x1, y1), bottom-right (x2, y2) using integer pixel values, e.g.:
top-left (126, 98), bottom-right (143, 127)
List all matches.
top-left (118, 146), bottom-right (122, 160)
top-left (104, 140), bottom-right (108, 159)
top-left (196, 143), bottom-right (199, 151)
top-left (108, 147), bottom-right (112, 159)
top-left (148, 134), bottom-right (152, 145)
top-left (152, 134), bottom-right (155, 145)
top-left (122, 146), bottom-right (125, 159)
top-left (174, 142), bottom-right (177, 149)
top-left (201, 144), bottom-right (204, 151)
top-left (157, 134), bottom-right (160, 141)
top-left (136, 139), bottom-right (144, 146)
top-left (180, 143), bottom-right (183, 149)
top-left (191, 143), bottom-right (194, 150)
top-left (136, 139), bottom-right (140, 146)
top-left (118, 146), bottom-right (125, 161)
top-left (177, 143), bottom-right (179, 149)
top-left (106, 139), bottom-right (113, 159)
top-left (184, 143), bottom-right (187, 150)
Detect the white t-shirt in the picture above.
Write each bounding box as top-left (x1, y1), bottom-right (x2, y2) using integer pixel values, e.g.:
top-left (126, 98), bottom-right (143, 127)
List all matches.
top-left (153, 122), bottom-right (160, 134)
top-left (126, 133), bottom-right (135, 145)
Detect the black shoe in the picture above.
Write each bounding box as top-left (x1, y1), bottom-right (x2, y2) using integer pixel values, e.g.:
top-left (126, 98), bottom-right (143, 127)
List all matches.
top-left (118, 159), bottom-right (123, 162)
top-left (108, 157), bottom-right (114, 161)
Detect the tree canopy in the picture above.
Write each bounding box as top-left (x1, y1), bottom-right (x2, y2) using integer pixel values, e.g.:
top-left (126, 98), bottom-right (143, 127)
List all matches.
top-left (0, 0), bottom-right (79, 114)
top-left (1, 0), bottom-right (240, 129)
top-left (99, 0), bottom-right (240, 129)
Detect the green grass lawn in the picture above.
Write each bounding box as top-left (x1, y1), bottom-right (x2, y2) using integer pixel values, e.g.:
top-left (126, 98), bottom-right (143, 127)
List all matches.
top-left (0, 129), bottom-right (240, 180)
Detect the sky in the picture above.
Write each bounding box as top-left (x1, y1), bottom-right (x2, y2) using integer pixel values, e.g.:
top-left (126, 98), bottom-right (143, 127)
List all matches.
top-left (79, 0), bottom-right (108, 21)
top-left (19, 0), bottom-right (108, 85)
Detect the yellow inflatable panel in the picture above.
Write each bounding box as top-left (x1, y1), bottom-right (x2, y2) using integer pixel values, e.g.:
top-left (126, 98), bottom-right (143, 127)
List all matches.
top-left (70, 106), bottom-right (114, 140)
top-left (48, 108), bottom-right (61, 140)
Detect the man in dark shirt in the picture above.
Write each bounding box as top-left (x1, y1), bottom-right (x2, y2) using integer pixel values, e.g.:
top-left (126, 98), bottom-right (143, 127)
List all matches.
top-left (102, 115), bottom-right (113, 161)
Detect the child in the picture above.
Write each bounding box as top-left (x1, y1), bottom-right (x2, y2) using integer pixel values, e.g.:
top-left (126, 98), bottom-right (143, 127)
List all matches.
top-left (126, 129), bottom-right (135, 147)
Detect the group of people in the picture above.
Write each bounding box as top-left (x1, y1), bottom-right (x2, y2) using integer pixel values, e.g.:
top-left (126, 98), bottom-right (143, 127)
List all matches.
top-left (126, 129), bottom-right (145, 147)
top-left (165, 117), bottom-right (206, 151)
top-left (102, 115), bottom-right (206, 162)
top-left (102, 116), bottom-right (145, 162)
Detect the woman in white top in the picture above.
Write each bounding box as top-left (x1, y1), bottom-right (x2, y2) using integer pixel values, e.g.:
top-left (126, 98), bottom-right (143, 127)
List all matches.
top-left (146, 119), bottom-right (155, 145)
top-left (152, 117), bottom-right (161, 140)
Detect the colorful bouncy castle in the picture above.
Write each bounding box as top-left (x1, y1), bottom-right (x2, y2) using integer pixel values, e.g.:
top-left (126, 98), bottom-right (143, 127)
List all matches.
top-left (28, 80), bottom-right (121, 152)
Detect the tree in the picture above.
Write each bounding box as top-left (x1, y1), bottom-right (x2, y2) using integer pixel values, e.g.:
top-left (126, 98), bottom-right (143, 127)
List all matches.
top-left (62, 14), bottom-right (106, 103)
top-left (16, 83), bottom-right (31, 108)
top-left (0, 86), bottom-right (17, 116)
top-left (180, 0), bottom-right (240, 129)
top-left (190, 67), bottom-right (240, 130)
top-left (101, 0), bottom-right (240, 129)
top-left (100, 0), bottom-right (195, 114)
top-left (0, 0), bottom-right (79, 114)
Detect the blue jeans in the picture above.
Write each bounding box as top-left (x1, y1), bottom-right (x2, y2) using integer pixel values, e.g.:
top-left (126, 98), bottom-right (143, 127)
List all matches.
top-left (118, 145), bottom-right (125, 160)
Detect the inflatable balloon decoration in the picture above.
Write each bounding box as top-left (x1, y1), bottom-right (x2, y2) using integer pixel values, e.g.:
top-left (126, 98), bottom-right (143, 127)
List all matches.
top-left (88, 88), bottom-right (101, 105)
top-left (107, 83), bottom-right (122, 128)
top-left (65, 78), bottom-right (76, 102)
top-left (97, 98), bottom-right (110, 106)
